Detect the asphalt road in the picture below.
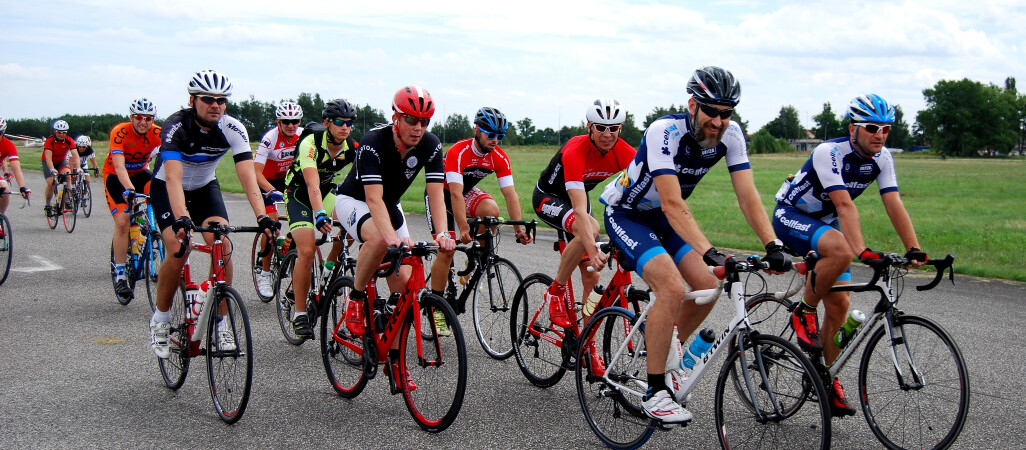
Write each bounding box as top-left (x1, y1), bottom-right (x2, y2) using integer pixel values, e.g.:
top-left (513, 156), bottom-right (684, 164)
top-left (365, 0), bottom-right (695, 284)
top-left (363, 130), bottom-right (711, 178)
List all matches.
top-left (1, 172), bottom-right (1022, 449)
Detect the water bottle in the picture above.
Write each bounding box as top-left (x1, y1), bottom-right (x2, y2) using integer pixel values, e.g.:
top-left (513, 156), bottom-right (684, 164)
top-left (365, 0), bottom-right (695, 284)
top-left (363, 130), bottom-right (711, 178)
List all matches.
top-left (322, 260), bottom-right (336, 284)
top-left (458, 274), bottom-right (470, 286)
top-left (275, 236), bottom-right (285, 254)
top-left (279, 235), bottom-right (293, 258)
top-left (665, 326), bottom-right (684, 373)
top-left (681, 328), bottom-right (716, 374)
top-left (185, 282), bottom-right (202, 323)
top-left (583, 289), bottom-right (602, 317)
top-left (833, 310), bottom-right (866, 348)
top-left (129, 225), bottom-right (143, 255)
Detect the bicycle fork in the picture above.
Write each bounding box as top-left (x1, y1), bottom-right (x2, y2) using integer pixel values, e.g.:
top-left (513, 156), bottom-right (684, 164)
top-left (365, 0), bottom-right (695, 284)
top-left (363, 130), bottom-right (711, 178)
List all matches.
top-left (883, 311), bottom-right (926, 390)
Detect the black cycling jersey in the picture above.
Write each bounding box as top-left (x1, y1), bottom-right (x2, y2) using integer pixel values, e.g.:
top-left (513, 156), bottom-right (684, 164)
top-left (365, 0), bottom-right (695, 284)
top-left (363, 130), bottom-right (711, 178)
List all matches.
top-left (336, 124), bottom-right (444, 205)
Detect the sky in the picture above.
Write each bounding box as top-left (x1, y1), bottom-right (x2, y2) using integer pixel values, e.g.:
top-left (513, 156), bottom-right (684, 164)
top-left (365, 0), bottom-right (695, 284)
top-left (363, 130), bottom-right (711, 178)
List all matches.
top-left (2, 0), bottom-right (1024, 134)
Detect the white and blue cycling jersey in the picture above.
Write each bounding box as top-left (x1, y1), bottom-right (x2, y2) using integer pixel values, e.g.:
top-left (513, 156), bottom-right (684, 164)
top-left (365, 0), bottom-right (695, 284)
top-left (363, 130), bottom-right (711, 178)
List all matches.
top-left (153, 108), bottom-right (251, 191)
top-left (600, 112), bottom-right (750, 211)
top-left (773, 137), bottom-right (898, 222)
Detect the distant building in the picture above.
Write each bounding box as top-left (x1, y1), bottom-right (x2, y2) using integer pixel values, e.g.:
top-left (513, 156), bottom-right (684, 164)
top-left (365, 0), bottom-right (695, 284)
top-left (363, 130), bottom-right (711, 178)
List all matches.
top-left (791, 130), bottom-right (822, 152)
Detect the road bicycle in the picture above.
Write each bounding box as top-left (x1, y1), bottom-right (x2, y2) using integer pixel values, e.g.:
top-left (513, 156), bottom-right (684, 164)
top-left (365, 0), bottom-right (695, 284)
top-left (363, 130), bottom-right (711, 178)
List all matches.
top-left (274, 222), bottom-right (355, 345)
top-left (45, 171), bottom-right (79, 233)
top-left (249, 204), bottom-right (288, 303)
top-left (157, 222), bottom-right (268, 424)
top-left (574, 253), bottom-right (830, 449)
top-left (438, 216), bottom-right (534, 360)
top-left (745, 251), bottom-right (967, 450)
top-left (109, 192), bottom-right (165, 309)
top-left (72, 168), bottom-right (95, 218)
top-left (319, 242), bottom-right (468, 433)
top-left (510, 240), bottom-right (647, 388)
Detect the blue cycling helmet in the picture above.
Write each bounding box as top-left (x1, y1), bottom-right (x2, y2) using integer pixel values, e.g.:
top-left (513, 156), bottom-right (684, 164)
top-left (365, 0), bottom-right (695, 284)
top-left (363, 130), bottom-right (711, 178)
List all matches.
top-left (847, 94), bottom-right (895, 123)
top-left (474, 107), bottom-right (508, 133)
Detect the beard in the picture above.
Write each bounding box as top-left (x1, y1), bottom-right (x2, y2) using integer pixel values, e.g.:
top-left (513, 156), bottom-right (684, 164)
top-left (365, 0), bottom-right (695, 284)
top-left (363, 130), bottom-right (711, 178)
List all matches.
top-left (694, 125), bottom-right (726, 148)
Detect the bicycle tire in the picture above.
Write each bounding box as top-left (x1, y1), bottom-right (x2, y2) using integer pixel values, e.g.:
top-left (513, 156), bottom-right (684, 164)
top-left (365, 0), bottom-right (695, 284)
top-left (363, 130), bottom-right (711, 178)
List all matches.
top-left (205, 285), bottom-right (253, 424)
top-left (109, 243), bottom-right (133, 305)
top-left (275, 250), bottom-right (305, 345)
top-left (320, 276), bottom-right (368, 398)
top-left (0, 214), bottom-right (12, 286)
top-left (400, 293), bottom-right (468, 433)
top-left (145, 230), bottom-right (164, 312)
top-left (45, 189), bottom-right (59, 229)
top-left (471, 256), bottom-right (522, 360)
top-left (715, 333), bottom-right (831, 450)
top-left (61, 185), bottom-right (76, 233)
top-left (510, 273), bottom-right (567, 387)
top-left (575, 306), bottom-right (654, 450)
top-left (858, 314), bottom-right (970, 450)
top-left (251, 232), bottom-right (275, 303)
top-left (80, 181), bottom-right (92, 217)
top-left (745, 293), bottom-right (796, 339)
top-left (158, 281), bottom-right (191, 389)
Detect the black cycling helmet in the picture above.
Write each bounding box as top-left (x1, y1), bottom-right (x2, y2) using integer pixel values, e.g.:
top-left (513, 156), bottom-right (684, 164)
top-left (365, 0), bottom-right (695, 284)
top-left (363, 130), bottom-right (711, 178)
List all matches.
top-left (322, 98), bottom-right (357, 120)
top-left (686, 66), bottom-right (741, 106)
top-left (474, 107), bottom-right (508, 133)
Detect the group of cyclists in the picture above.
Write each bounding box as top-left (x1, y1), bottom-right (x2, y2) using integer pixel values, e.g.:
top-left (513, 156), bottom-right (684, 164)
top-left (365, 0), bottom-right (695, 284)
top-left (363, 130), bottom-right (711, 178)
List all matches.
top-left (0, 64), bottom-right (930, 432)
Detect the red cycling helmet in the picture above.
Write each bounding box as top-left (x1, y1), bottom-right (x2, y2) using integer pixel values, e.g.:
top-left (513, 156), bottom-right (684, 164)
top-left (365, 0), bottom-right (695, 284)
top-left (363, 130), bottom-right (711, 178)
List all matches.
top-left (392, 85), bottom-right (435, 118)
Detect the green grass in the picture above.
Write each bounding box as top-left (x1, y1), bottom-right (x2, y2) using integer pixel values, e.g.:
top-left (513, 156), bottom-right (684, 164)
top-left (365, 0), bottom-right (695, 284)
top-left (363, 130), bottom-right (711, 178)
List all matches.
top-left (16, 142), bottom-right (1026, 281)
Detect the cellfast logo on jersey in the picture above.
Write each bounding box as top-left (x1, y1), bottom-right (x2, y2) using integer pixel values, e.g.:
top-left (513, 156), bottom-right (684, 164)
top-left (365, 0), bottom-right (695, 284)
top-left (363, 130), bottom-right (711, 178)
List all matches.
top-left (787, 180), bottom-right (811, 202)
top-left (778, 216), bottom-right (812, 232)
top-left (624, 176), bottom-right (651, 205)
top-left (608, 218), bottom-right (639, 250)
top-left (830, 147), bottom-right (840, 175)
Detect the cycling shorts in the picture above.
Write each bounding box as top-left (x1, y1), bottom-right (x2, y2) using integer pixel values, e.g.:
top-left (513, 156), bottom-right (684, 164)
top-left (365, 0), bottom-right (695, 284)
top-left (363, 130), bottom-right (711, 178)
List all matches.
top-left (104, 170), bottom-right (153, 216)
top-left (532, 186), bottom-right (591, 239)
top-left (334, 194), bottom-right (408, 244)
top-left (149, 178), bottom-right (229, 232)
top-left (42, 160), bottom-right (70, 181)
top-left (285, 188), bottom-right (337, 231)
top-left (259, 178), bottom-right (287, 214)
top-left (604, 207), bottom-right (691, 278)
top-left (425, 186), bottom-right (494, 237)
top-left (772, 205), bottom-right (851, 282)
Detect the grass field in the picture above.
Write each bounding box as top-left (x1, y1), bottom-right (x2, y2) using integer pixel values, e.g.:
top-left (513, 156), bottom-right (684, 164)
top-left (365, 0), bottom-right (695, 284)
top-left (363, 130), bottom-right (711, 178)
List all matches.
top-left (13, 141), bottom-right (1026, 281)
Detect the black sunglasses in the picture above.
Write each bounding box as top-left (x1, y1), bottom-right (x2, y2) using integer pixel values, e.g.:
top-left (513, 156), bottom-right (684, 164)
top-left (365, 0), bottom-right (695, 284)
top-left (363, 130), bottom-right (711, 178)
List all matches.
top-left (696, 101), bottom-right (734, 119)
top-left (197, 96), bottom-right (228, 106)
top-left (280, 119), bottom-right (301, 126)
top-left (401, 114), bottom-right (430, 127)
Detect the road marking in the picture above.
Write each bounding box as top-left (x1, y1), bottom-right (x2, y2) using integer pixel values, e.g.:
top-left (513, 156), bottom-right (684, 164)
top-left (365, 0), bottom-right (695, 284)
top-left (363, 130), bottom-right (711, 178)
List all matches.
top-left (12, 255), bottom-right (64, 273)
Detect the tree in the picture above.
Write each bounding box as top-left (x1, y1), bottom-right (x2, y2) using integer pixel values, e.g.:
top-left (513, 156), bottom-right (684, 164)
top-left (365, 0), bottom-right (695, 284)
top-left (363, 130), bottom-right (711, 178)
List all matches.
top-left (764, 105), bottom-right (804, 140)
top-left (353, 104), bottom-right (388, 140)
top-left (225, 95), bottom-right (274, 139)
top-left (811, 102), bottom-right (844, 140)
top-left (749, 128), bottom-right (793, 154)
top-left (916, 78), bottom-right (1020, 156)
top-left (644, 104), bottom-right (685, 128)
top-left (516, 118), bottom-right (536, 145)
top-left (429, 113), bottom-right (474, 144)
top-left (295, 92), bottom-right (326, 124)
top-left (619, 111), bottom-right (644, 147)
top-left (887, 105), bottom-right (913, 151)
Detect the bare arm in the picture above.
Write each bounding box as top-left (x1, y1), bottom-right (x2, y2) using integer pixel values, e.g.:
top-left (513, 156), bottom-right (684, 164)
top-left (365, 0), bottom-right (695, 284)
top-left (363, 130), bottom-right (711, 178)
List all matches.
top-left (9, 160), bottom-right (27, 191)
top-left (881, 191), bottom-right (920, 251)
top-left (426, 182), bottom-right (455, 251)
top-left (655, 174), bottom-right (712, 254)
top-left (568, 187), bottom-right (600, 258)
top-left (500, 184), bottom-right (532, 244)
top-left (729, 168), bottom-right (778, 246)
top-left (234, 159), bottom-right (266, 219)
top-left (253, 162), bottom-right (275, 192)
top-left (448, 182), bottom-right (471, 243)
top-left (113, 155), bottom-right (135, 191)
top-left (829, 189), bottom-right (866, 255)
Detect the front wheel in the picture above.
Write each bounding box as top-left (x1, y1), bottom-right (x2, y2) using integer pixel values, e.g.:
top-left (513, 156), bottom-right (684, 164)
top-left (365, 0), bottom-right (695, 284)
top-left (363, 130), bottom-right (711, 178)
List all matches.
top-left (715, 333), bottom-right (830, 450)
top-left (275, 251), bottom-right (305, 345)
top-left (0, 213), bottom-right (13, 286)
top-left (858, 315), bottom-right (970, 450)
top-left (158, 282), bottom-right (190, 389)
top-left (472, 257), bottom-right (522, 360)
top-left (80, 181), bottom-right (93, 217)
top-left (320, 276), bottom-right (368, 398)
top-left (251, 232), bottom-right (276, 303)
top-left (205, 285), bottom-right (253, 424)
top-left (145, 231), bottom-right (164, 312)
top-left (61, 186), bottom-right (77, 233)
top-left (45, 188), bottom-right (59, 229)
top-left (400, 293), bottom-right (468, 433)
top-left (510, 273), bottom-right (566, 387)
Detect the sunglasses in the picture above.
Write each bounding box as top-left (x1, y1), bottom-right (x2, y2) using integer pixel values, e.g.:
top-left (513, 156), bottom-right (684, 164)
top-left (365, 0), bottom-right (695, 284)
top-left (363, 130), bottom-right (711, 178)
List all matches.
top-left (400, 114), bottom-right (430, 127)
top-left (478, 128), bottom-right (505, 141)
top-left (132, 115), bottom-right (154, 122)
top-left (592, 124), bottom-right (622, 133)
top-left (280, 119), bottom-right (301, 126)
top-left (696, 102), bottom-right (734, 120)
top-left (329, 118), bottom-right (354, 127)
top-left (858, 123), bottom-right (891, 134)
top-left (197, 95), bottom-right (228, 106)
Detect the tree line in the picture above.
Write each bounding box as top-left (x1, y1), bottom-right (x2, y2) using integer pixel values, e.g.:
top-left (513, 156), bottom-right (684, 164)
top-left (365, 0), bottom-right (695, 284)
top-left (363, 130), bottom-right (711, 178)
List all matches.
top-left (6, 77), bottom-right (1024, 157)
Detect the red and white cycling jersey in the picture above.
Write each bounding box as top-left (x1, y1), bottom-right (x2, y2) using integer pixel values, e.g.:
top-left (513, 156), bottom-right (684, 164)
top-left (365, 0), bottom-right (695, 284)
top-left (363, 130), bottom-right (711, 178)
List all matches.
top-left (443, 138), bottom-right (514, 193)
top-left (255, 126), bottom-right (303, 181)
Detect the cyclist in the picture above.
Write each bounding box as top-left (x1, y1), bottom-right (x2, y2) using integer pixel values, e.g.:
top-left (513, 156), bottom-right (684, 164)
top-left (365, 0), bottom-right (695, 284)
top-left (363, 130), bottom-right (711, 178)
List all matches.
top-left (148, 70), bottom-right (277, 359)
top-left (105, 98), bottom-right (162, 301)
top-left (75, 135), bottom-right (98, 182)
top-left (425, 106), bottom-right (533, 334)
top-left (534, 98), bottom-right (635, 329)
top-left (42, 120), bottom-right (81, 216)
top-left (334, 85), bottom-right (455, 386)
top-left (252, 100), bottom-right (305, 298)
top-left (774, 93), bottom-right (926, 417)
top-left (1, 116), bottom-right (31, 215)
top-left (283, 98), bottom-right (358, 339)
top-left (599, 66), bottom-right (790, 425)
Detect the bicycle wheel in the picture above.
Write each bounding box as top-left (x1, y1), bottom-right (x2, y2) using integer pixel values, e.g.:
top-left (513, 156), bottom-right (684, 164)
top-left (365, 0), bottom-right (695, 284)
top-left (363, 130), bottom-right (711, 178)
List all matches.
top-left (158, 281), bottom-right (191, 389)
top-left (320, 276), bottom-right (368, 398)
top-left (205, 285), bottom-right (253, 424)
top-left (858, 314), bottom-right (970, 450)
top-left (472, 257), bottom-right (522, 360)
top-left (575, 306), bottom-right (654, 449)
top-left (275, 250), bottom-right (305, 345)
top-left (745, 293), bottom-right (795, 339)
top-left (45, 189), bottom-right (59, 229)
top-left (510, 273), bottom-right (567, 387)
top-left (251, 232), bottom-right (275, 303)
top-left (145, 231), bottom-right (164, 312)
top-left (715, 333), bottom-right (830, 450)
top-left (61, 186), bottom-right (76, 233)
top-left (80, 181), bottom-right (93, 217)
top-left (0, 214), bottom-right (12, 286)
top-left (400, 293), bottom-right (467, 433)
top-left (109, 243), bottom-right (134, 305)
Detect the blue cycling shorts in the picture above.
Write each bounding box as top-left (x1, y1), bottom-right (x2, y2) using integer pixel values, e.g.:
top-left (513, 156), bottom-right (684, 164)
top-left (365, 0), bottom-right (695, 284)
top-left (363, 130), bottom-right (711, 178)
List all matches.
top-left (772, 205), bottom-right (851, 282)
top-left (603, 207), bottom-right (691, 279)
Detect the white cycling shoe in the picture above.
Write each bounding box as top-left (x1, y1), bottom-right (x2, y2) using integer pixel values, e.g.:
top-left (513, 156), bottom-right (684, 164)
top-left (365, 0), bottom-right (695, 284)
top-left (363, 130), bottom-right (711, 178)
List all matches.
top-left (642, 389), bottom-right (693, 426)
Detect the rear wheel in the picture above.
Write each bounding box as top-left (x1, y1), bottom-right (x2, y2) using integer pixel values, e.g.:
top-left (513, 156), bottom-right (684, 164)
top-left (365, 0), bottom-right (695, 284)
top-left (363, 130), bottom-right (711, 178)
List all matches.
top-left (400, 293), bottom-right (467, 433)
top-left (275, 251), bottom-right (305, 345)
top-left (320, 276), bottom-right (368, 398)
top-left (158, 282), bottom-right (190, 389)
top-left (251, 232), bottom-right (276, 303)
top-left (80, 181), bottom-right (93, 217)
top-left (510, 273), bottom-right (566, 387)
top-left (205, 285), bottom-right (253, 424)
top-left (472, 257), bottom-right (521, 360)
top-left (61, 185), bottom-right (77, 233)
top-left (145, 230), bottom-right (164, 312)
top-left (0, 213), bottom-right (12, 286)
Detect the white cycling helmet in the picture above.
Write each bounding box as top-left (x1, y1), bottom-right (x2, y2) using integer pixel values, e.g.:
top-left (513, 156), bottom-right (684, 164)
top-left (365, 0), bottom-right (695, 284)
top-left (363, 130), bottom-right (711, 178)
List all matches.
top-left (130, 97), bottom-right (157, 116)
top-left (0, 116), bottom-right (7, 133)
top-left (586, 98), bottom-right (625, 125)
top-left (76, 135), bottom-right (91, 147)
top-left (187, 69), bottom-right (233, 96)
top-left (53, 120), bottom-right (70, 132)
top-left (275, 100), bottom-right (303, 120)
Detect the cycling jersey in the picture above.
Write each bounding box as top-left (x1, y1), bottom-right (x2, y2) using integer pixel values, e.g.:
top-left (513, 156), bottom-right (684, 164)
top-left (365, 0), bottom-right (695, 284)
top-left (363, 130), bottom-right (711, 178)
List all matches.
top-left (153, 108), bottom-right (251, 191)
top-left (42, 135), bottom-right (78, 166)
top-left (336, 124), bottom-right (444, 205)
top-left (0, 137), bottom-right (18, 162)
top-left (773, 137), bottom-right (898, 222)
top-left (285, 128), bottom-right (356, 205)
top-left (443, 138), bottom-right (514, 193)
top-left (255, 126), bottom-right (303, 181)
top-left (104, 122), bottom-right (162, 176)
top-left (78, 145), bottom-right (95, 158)
top-left (536, 135), bottom-right (635, 195)
top-left (600, 113), bottom-right (749, 211)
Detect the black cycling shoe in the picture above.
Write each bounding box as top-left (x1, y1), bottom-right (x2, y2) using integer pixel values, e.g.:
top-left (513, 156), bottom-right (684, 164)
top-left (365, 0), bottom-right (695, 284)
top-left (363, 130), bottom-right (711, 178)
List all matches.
top-left (115, 279), bottom-right (134, 300)
top-left (292, 314), bottom-right (313, 340)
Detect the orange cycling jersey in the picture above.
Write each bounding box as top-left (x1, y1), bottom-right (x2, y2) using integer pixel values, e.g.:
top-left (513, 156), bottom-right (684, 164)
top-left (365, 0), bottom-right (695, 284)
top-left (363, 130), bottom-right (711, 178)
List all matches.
top-left (103, 122), bottom-right (162, 176)
top-left (42, 135), bottom-right (78, 165)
